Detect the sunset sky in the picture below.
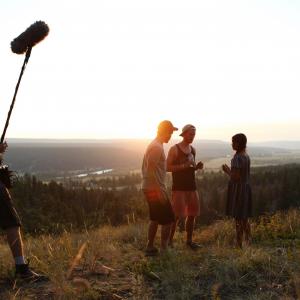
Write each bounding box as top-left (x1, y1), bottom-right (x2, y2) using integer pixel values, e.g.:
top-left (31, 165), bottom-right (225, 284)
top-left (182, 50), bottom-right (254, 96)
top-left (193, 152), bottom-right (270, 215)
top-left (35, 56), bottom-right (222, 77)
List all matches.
top-left (0, 0), bottom-right (299, 141)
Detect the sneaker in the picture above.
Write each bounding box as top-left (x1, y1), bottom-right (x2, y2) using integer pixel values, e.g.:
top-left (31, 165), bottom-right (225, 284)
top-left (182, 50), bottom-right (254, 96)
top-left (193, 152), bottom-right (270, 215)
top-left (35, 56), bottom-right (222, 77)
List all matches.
top-left (145, 247), bottom-right (159, 257)
top-left (15, 264), bottom-right (48, 282)
top-left (186, 241), bottom-right (202, 250)
top-left (168, 241), bottom-right (174, 248)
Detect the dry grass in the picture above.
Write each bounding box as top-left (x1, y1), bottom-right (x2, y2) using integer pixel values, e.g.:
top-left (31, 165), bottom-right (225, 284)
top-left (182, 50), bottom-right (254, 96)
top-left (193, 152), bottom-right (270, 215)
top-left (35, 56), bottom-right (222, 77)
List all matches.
top-left (0, 210), bottom-right (299, 299)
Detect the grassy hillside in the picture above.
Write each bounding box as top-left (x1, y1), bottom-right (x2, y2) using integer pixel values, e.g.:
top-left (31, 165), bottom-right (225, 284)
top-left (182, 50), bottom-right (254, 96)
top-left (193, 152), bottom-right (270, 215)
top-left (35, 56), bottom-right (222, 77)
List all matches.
top-left (0, 209), bottom-right (299, 299)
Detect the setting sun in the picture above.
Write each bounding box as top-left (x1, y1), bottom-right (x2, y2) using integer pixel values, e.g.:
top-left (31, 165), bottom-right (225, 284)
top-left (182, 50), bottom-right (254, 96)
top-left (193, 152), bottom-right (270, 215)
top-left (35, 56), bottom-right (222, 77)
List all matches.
top-left (0, 0), bottom-right (299, 141)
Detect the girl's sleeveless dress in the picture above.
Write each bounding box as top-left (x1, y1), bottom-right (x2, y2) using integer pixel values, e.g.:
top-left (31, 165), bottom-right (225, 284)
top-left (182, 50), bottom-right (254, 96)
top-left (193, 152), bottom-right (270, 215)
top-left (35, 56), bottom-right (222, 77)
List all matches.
top-left (226, 153), bottom-right (252, 219)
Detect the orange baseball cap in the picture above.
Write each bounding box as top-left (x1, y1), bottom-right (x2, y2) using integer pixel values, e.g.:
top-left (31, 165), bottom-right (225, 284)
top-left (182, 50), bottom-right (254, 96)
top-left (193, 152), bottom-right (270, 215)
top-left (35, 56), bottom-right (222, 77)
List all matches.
top-left (157, 120), bottom-right (178, 133)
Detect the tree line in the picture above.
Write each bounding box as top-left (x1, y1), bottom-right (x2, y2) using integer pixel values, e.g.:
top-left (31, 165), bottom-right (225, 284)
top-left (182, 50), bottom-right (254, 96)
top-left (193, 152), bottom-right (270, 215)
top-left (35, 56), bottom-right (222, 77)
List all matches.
top-left (7, 164), bottom-right (300, 235)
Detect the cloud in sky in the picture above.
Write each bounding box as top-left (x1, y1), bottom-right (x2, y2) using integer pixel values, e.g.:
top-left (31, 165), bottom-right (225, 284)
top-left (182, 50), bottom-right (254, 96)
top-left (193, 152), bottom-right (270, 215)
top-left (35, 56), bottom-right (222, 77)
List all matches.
top-left (0, 0), bottom-right (299, 141)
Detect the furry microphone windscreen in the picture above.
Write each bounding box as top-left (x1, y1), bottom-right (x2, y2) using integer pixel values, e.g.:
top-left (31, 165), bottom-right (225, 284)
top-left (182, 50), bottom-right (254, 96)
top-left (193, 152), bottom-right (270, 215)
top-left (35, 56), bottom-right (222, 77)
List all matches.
top-left (11, 21), bottom-right (49, 54)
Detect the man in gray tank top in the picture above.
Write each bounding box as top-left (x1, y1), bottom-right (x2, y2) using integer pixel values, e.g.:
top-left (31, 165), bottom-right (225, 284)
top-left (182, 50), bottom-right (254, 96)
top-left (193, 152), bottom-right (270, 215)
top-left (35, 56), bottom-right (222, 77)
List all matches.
top-left (142, 120), bottom-right (177, 256)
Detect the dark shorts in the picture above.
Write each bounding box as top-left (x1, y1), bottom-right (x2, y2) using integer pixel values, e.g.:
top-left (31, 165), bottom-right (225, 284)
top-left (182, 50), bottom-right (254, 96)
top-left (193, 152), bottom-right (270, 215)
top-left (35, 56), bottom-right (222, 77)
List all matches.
top-left (144, 190), bottom-right (175, 225)
top-left (0, 183), bottom-right (21, 230)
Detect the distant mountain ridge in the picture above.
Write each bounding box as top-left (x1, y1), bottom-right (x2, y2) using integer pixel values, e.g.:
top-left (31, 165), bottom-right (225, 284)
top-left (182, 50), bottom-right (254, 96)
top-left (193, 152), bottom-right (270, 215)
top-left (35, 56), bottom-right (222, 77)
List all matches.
top-left (7, 138), bottom-right (300, 148)
top-left (251, 141), bottom-right (300, 150)
top-left (2, 138), bottom-right (297, 174)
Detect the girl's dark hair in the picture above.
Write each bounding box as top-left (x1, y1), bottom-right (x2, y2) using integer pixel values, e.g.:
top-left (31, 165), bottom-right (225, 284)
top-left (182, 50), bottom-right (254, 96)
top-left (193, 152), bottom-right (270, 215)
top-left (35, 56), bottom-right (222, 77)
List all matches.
top-left (232, 133), bottom-right (247, 152)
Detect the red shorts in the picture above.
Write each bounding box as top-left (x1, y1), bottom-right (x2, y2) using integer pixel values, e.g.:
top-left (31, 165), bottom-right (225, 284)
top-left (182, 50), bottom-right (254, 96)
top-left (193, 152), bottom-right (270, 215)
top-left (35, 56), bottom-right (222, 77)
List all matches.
top-left (171, 191), bottom-right (200, 218)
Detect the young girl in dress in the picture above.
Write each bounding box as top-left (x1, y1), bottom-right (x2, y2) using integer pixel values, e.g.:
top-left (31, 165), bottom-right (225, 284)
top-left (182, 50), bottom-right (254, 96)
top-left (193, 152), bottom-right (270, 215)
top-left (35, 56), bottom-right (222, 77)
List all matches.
top-left (222, 133), bottom-right (252, 248)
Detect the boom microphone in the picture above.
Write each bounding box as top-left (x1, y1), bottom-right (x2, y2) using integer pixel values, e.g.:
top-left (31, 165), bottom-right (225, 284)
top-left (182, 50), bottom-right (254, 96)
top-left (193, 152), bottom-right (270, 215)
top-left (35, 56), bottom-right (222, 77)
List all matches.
top-left (11, 21), bottom-right (49, 54)
top-left (1, 20), bottom-right (49, 144)
top-left (0, 20), bottom-right (49, 187)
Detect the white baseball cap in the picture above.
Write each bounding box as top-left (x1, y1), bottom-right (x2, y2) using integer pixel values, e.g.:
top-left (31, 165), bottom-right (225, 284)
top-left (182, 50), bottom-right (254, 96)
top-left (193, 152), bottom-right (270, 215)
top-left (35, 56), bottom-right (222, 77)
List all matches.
top-left (179, 124), bottom-right (196, 136)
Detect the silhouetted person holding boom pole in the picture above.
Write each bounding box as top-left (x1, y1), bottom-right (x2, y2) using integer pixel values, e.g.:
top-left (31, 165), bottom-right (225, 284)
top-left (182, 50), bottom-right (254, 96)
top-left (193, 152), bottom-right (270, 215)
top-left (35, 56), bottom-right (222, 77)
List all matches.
top-left (0, 21), bottom-right (49, 281)
top-left (0, 143), bottom-right (46, 281)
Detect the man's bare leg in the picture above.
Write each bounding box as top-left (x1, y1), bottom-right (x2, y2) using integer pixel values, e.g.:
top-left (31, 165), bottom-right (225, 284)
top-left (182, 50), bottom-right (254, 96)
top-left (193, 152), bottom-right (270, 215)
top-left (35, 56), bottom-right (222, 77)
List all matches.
top-left (146, 221), bottom-right (158, 250)
top-left (161, 224), bottom-right (171, 250)
top-left (186, 216), bottom-right (202, 249)
top-left (186, 216), bottom-right (195, 243)
top-left (6, 227), bottom-right (46, 281)
top-left (169, 217), bottom-right (179, 246)
top-left (6, 226), bottom-right (25, 264)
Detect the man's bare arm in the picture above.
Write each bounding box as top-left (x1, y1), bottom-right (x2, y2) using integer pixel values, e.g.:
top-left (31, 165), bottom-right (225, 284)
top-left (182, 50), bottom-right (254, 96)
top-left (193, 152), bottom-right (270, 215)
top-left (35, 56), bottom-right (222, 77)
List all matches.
top-left (193, 148), bottom-right (204, 170)
top-left (0, 142), bottom-right (8, 154)
top-left (0, 142), bottom-right (8, 163)
top-left (146, 146), bottom-right (164, 188)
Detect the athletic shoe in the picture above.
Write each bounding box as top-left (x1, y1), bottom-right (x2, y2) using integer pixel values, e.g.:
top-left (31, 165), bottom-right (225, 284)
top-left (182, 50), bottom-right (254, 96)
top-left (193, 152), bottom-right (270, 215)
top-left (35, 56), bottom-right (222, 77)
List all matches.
top-left (186, 241), bottom-right (202, 250)
top-left (145, 247), bottom-right (159, 257)
top-left (15, 264), bottom-right (48, 282)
